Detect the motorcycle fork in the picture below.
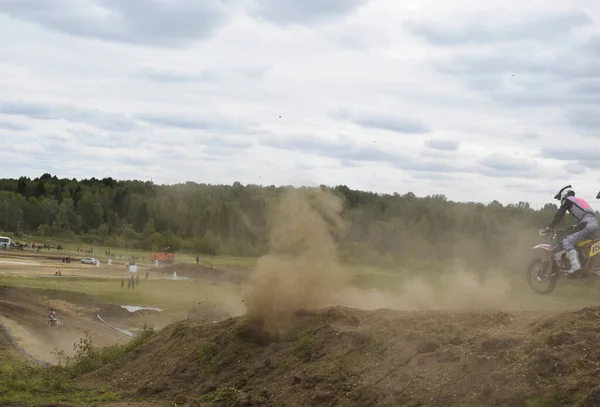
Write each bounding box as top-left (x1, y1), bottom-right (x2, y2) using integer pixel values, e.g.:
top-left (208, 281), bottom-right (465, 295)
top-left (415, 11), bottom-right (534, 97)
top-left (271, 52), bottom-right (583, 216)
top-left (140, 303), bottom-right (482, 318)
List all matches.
top-left (545, 250), bottom-right (558, 277)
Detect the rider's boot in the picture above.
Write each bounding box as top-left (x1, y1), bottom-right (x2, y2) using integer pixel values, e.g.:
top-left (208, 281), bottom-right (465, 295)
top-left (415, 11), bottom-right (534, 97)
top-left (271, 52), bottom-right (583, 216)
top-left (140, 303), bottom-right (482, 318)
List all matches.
top-left (566, 249), bottom-right (583, 278)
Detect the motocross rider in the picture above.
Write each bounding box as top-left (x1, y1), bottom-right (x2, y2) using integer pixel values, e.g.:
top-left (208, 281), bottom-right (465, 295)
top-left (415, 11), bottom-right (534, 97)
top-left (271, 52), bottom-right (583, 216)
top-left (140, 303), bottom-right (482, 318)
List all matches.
top-left (541, 185), bottom-right (599, 276)
top-left (48, 310), bottom-right (57, 322)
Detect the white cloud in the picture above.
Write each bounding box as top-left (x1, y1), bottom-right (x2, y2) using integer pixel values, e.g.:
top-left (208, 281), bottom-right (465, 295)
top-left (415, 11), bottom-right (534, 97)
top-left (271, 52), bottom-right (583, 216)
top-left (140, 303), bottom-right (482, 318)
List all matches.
top-left (1, 0), bottom-right (600, 208)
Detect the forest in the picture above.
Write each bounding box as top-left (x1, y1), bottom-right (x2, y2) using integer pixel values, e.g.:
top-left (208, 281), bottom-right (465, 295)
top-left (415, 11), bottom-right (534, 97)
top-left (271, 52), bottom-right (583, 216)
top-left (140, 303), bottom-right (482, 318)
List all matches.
top-left (0, 173), bottom-right (580, 270)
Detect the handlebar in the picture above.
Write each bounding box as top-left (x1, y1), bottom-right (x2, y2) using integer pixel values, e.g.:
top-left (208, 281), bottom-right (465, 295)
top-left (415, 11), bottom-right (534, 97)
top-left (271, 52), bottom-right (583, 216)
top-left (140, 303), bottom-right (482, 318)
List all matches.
top-left (539, 226), bottom-right (574, 236)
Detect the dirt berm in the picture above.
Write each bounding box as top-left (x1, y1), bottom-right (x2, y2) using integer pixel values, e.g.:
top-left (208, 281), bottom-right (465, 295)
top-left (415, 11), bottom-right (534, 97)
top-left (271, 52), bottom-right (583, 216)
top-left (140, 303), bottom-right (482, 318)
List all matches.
top-left (77, 305), bottom-right (600, 407)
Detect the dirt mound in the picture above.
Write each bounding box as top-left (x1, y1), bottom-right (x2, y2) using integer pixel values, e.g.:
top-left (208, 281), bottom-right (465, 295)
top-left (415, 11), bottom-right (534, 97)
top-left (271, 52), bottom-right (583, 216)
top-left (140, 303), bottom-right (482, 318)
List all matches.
top-left (0, 402), bottom-right (171, 407)
top-left (159, 263), bottom-right (248, 284)
top-left (77, 305), bottom-right (600, 406)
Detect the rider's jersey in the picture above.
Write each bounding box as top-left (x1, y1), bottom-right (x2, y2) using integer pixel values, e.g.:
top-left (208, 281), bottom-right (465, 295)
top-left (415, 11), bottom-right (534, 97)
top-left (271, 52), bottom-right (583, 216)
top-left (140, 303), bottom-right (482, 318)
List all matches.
top-left (566, 196), bottom-right (595, 221)
top-left (549, 196), bottom-right (597, 229)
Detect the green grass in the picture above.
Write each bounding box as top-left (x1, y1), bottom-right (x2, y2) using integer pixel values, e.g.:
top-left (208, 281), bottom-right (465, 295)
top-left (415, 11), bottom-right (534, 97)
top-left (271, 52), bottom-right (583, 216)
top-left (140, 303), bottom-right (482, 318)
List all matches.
top-left (59, 325), bottom-right (155, 376)
top-left (0, 340), bottom-right (26, 368)
top-left (0, 275), bottom-right (243, 316)
top-left (293, 331), bottom-right (315, 360)
top-left (197, 336), bottom-right (251, 375)
top-left (199, 387), bottom-right (240, 406)
top-left (525, 395), bottom-right (564, 407)
top-left (0, 325), bottom-right (155, 405)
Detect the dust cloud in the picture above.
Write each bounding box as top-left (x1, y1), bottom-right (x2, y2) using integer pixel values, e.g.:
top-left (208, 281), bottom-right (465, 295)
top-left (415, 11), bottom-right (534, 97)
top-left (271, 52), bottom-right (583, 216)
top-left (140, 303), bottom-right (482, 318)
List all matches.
top-left (243, 188), bottom-right (545, 329)
top-left (335, 267), bottom-right (515, 312)
top-left (243, 187), bottom-right (348, 335)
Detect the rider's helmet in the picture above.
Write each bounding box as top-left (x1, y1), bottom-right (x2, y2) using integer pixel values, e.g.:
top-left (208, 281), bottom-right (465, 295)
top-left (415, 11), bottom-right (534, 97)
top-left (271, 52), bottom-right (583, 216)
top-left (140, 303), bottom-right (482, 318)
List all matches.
top-left (554, 185), bottom-right (575, 205)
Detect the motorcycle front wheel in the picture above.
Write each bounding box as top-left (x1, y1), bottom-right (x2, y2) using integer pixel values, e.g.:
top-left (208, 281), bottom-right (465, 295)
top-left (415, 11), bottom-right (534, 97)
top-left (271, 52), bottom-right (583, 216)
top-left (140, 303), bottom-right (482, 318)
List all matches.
top-left (526, 258), bottom-right (558, 295)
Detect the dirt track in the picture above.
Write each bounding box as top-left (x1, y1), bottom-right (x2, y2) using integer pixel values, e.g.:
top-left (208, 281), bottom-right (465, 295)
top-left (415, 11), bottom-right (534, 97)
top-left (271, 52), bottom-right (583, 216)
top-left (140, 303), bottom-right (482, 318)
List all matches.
top-left (0, 287), bottom-right (163, 364)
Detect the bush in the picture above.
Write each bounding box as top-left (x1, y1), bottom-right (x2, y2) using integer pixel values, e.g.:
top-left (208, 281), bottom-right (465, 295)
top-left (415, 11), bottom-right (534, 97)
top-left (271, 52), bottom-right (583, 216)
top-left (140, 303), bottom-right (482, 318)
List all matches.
top-left (104, 236), bottom-right (125, 248)
top-left (80, 234), bottom-right (104, 245)
top-left (0, 324), bottom-right (156, 404)
top-left (61, 325), bottom-right (156, 377)
top-left (121, 227), bottom-right (139, 241)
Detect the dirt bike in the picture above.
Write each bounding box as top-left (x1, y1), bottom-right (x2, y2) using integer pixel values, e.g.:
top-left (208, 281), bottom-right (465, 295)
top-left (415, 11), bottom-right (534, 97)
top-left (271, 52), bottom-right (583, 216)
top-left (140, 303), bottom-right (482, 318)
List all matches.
top-left (48, 318), bottom-right (61, 326)
top-left (527, 226), bottom-right (600, 295)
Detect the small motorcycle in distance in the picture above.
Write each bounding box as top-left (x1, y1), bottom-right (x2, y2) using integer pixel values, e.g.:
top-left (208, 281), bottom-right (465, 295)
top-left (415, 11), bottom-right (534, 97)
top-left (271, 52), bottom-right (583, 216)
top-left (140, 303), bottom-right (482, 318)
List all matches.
top-left (48, 317), bottom-right (61, 326)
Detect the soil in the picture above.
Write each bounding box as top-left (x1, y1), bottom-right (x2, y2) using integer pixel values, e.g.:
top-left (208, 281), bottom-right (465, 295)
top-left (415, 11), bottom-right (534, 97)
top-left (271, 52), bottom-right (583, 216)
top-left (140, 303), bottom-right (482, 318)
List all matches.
top-left (74, 304), bottom-right (600, 407)
top-left (0, 402), bottom-right (174, 407)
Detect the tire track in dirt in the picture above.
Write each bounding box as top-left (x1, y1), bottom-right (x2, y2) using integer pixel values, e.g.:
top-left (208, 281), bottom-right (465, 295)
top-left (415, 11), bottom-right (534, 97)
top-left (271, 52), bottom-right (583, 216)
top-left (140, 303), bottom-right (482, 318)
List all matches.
top-left (0, 287), bottom-right (132, 364)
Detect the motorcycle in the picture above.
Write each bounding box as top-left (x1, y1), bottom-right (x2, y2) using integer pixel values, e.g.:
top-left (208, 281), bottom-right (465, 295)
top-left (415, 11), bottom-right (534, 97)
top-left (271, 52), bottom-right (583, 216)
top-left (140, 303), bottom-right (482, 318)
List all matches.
top-left (526, 226), bottom-right (600, 295)
top-left (48, 317), bottom-right (61, 326)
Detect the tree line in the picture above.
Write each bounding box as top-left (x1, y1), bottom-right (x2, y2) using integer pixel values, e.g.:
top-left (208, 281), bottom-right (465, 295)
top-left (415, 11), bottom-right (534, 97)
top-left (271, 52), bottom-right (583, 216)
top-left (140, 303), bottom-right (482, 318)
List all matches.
top-left (0, 173), bottom-right (583, 270)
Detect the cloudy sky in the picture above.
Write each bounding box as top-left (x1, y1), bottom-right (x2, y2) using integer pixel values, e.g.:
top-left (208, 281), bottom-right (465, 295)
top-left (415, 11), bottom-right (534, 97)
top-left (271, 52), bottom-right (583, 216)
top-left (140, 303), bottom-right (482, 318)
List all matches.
top-left (1, 0), bottom-right (600, 208)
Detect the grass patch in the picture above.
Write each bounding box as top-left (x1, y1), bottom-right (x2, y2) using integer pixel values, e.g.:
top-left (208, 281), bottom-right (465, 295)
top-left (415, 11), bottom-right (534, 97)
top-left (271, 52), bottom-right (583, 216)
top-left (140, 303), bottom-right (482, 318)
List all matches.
top-left (0, 325), bottom-right (156, 405)
top-left (199, 387), bottom-right (240, 406)
top-left (294, 331), bottom-right (315, 361)
top-left (0, 338), bottom-right (26, 368)
top-left (197, 342), bottom-right (221, 373)
top-left (525, 395), bottom-right (564, 407)
top-left (197, 338), bottom-right (250, 374)
top-left (0, 275), bottom-right (242, 316)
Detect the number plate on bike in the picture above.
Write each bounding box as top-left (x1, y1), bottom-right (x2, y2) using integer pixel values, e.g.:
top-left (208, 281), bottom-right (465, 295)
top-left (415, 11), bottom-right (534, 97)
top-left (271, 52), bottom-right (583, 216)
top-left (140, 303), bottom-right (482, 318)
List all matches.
top-left (591, 242), bottom-right (600, 257)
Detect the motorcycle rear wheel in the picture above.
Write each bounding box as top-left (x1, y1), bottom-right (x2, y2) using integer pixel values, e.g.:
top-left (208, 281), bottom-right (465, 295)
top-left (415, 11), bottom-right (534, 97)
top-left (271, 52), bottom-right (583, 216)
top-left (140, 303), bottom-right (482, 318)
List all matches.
top-left (526, 258), bottom-right (558, 295)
